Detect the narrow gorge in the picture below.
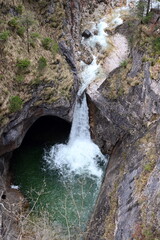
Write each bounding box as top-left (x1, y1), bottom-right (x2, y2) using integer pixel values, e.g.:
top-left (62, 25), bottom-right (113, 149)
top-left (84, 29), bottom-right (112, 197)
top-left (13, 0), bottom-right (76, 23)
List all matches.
top-left (0, 0), bottom-right (160, 239)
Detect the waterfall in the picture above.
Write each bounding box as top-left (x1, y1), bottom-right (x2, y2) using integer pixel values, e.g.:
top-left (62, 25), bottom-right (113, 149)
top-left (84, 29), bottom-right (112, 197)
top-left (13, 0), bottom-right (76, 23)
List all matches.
top-left (43, 12), bottom-right (112, 180)
top-left (44, 1), bottom-right (139, 180)
top-left (44, 93), bottom-right (106, 179)
top-left (69, 94), bottom-right (90, 144)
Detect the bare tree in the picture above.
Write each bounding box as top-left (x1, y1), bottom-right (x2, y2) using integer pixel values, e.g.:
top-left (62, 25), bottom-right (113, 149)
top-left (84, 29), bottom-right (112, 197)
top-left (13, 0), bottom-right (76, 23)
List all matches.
top-left (146, 0), bottom-right (151, 14)
top-left (21, 12), bottom-right (34, 53)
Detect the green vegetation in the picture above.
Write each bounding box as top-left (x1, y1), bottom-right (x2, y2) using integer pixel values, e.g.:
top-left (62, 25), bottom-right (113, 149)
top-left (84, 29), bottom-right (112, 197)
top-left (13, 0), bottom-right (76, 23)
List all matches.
top-left (16, 59), bottom-right (31, 71)
top-left (52, 41), bottom-right (59, 56)
top-left (136, 1), bottom-right (146, 18)
top-left (8, 17), bottom-right (25, 37)
top-left (142, 12), bottom-right (153, 24)
top-left (41, 37), bottom-right (59, 55)
top-left (32, 77), bottom-right (41, 85)
top-left (30, 32), bottom-right (40, 40)
top-left (15, 5), bottom-right (23, 15)
top-left (8, 17), bottom-right (19, 28)
top-left (38, 56), bottom-right (47, 71)
top-left (0, 31), bottom-right (10, 42)
top-left (0, 74), bottom-right (4, 80)
top-left (144, 161), bottom-right (155, 172)
top-left (15, 74), bottom-right (25, 83)
top-left (41, 37), bottom-right (53, 50)
top-left (17, 26), bottom-right (25, 37)
top-left (29, 32), bottom-right (40, 48)
top-left (120, 60), bottom-right (128, 68)
top-left (9, 96), bottom-right (23, 112)
top-left (153, 37), bottom-right (160, 54)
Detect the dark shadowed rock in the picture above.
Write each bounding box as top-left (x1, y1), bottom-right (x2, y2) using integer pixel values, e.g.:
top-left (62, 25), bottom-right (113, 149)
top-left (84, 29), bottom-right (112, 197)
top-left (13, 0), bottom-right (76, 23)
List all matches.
top-left (82, 29), bottom-right (92, 38)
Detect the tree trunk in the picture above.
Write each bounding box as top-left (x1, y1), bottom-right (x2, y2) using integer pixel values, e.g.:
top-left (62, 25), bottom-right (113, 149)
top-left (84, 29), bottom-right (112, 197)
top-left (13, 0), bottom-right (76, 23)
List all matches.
top-left (146, 0), bottom-right (151, 15)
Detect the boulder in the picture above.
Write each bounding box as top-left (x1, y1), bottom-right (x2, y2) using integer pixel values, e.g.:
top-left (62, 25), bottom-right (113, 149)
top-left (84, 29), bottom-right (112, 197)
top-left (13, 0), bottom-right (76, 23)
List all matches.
top-left (82, 29), bottom-right (92, 38)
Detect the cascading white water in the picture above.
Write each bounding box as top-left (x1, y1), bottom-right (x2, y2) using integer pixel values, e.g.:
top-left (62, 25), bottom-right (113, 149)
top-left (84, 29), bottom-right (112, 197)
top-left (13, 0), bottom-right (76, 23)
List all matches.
top-left (69, 94), bottom-right (90, 143)
top-left (44, 94), bottom-right (106, 179)
top-left (44, 0), bottom-right (149, 187)
top-left (44, 0), bottom-right (133, 181)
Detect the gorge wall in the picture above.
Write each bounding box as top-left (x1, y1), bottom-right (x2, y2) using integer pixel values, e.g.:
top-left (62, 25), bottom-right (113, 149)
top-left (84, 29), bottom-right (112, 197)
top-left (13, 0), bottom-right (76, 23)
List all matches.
top-left (0, 0), bottom-right (160, 239)
top-left (86, 9), bottom-right (160, 239)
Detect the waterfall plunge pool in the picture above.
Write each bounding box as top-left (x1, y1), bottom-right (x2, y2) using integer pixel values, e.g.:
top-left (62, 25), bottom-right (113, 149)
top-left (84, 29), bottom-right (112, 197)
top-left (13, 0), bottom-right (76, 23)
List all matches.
top-left (11, 114), bottom-right (107, 239)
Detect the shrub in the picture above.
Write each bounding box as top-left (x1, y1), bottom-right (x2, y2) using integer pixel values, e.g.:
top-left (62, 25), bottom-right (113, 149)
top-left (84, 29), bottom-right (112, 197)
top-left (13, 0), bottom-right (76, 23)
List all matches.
top-left (142, 12), bottom-right (154, 24)
top-left (120, 60), bottom-right (128, 68)
top-left (52, 41), bottom-right (59, 56)
top-left (38, 56), bottom-right (47, 71)
top-left (16, 59), bottom-right (31, 71)
top-left (0, 31), bottom-right (10, 42)
top-left (16, 26), bottom-right (25, 37)
top-left (42, 37), bottom-right (59, 55)
top-left (41, 37), bottom-right (53, 50)
top-left (9, 96), bottom-right (23, 112)
top-left (30, 32), bottom-right (40, 39)
top-left (15, 74), bottom-right (25, 83)
top-left (29, 33), bottom-right (40, 48)
top-left (29, 39), bottom-right (35, 48)
top-left (32, 77), bottom-right (41, 85)
top-left (15, 5), bottom-right (23, 15)
top-left (8, 17), bottom-right (19, 28)
top-left (153, 37), bottom-right (160, 54)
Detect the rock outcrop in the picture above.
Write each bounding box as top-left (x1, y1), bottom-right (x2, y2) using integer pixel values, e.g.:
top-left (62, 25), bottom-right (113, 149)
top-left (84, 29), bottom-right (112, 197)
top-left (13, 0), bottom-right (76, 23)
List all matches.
top-left (0, 0), bottom-right (160, 239)
top-left (86, 13), bottom-right (160, 239)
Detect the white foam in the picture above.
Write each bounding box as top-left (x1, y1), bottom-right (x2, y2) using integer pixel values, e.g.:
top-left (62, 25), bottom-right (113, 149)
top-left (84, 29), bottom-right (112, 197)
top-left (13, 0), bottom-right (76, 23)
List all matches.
top-left (45, 139), bottom-right (105, 179)
top-left (82, 20), bottom-right (108, 50)
top-left (44, 95), bottom-right (107, 180)
top-left (78, 56), bottom-right (101, 96)
top-left (11, 185), bottom-right (19, 190)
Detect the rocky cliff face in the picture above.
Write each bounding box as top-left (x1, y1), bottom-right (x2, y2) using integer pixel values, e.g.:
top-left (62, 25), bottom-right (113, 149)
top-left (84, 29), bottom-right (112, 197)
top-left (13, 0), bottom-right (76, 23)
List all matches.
top-left (0, 0), bottom-right (78, 239)
top-left (86, 11), bottom-right (160, 239)
top-left (0, 0), bottom-right (160, 239)
top-left (0, 0), bottom-right (77, 159)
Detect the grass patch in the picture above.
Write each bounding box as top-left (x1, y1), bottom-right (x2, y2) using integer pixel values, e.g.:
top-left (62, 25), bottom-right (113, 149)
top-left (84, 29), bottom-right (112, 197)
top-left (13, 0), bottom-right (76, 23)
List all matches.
top-left (42, 37), bottom-right (59, 55)
top-left (0, 31), bottom-right (10, 42)
top-left (52, 41), bottom-right (59, 56)
top-left (38, 56), bottom-right (47, 71)
top-left (8, 17), bottom-right (19, 29)
top-left (153, 37), bottom-right (160, 54)
top-left (41, 37), bottom-right (53, 50)
top-left (15, 75), bottom-right (25, 83)
top-left (32, 77), bottom-right (41, 85)
top-left (15, 5), bottom-right (23, 15)
top-left (0, 74), bottom-right (4, 80)
top-left (16, 26), bottom-right (25, 37)
top-left (120, 60), bottom-right (128, 68)
top-left (144, 161), bottom-right (155, 172)
top-left (29, 32), bottom-right (40, 48)
top-left (30, 32), bottom-right (40, 40)
top-left (142, 12), bottom-right (154, 24)
top-left (16, 59), bottom-right (31, 71)
top-left (9, 96), bottom-right (23, 112)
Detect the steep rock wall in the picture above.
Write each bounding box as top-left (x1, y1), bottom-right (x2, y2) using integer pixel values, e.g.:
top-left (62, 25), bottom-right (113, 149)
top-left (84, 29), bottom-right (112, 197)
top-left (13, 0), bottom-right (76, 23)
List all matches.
top-left (87, 14), bottom-right (160, 239)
